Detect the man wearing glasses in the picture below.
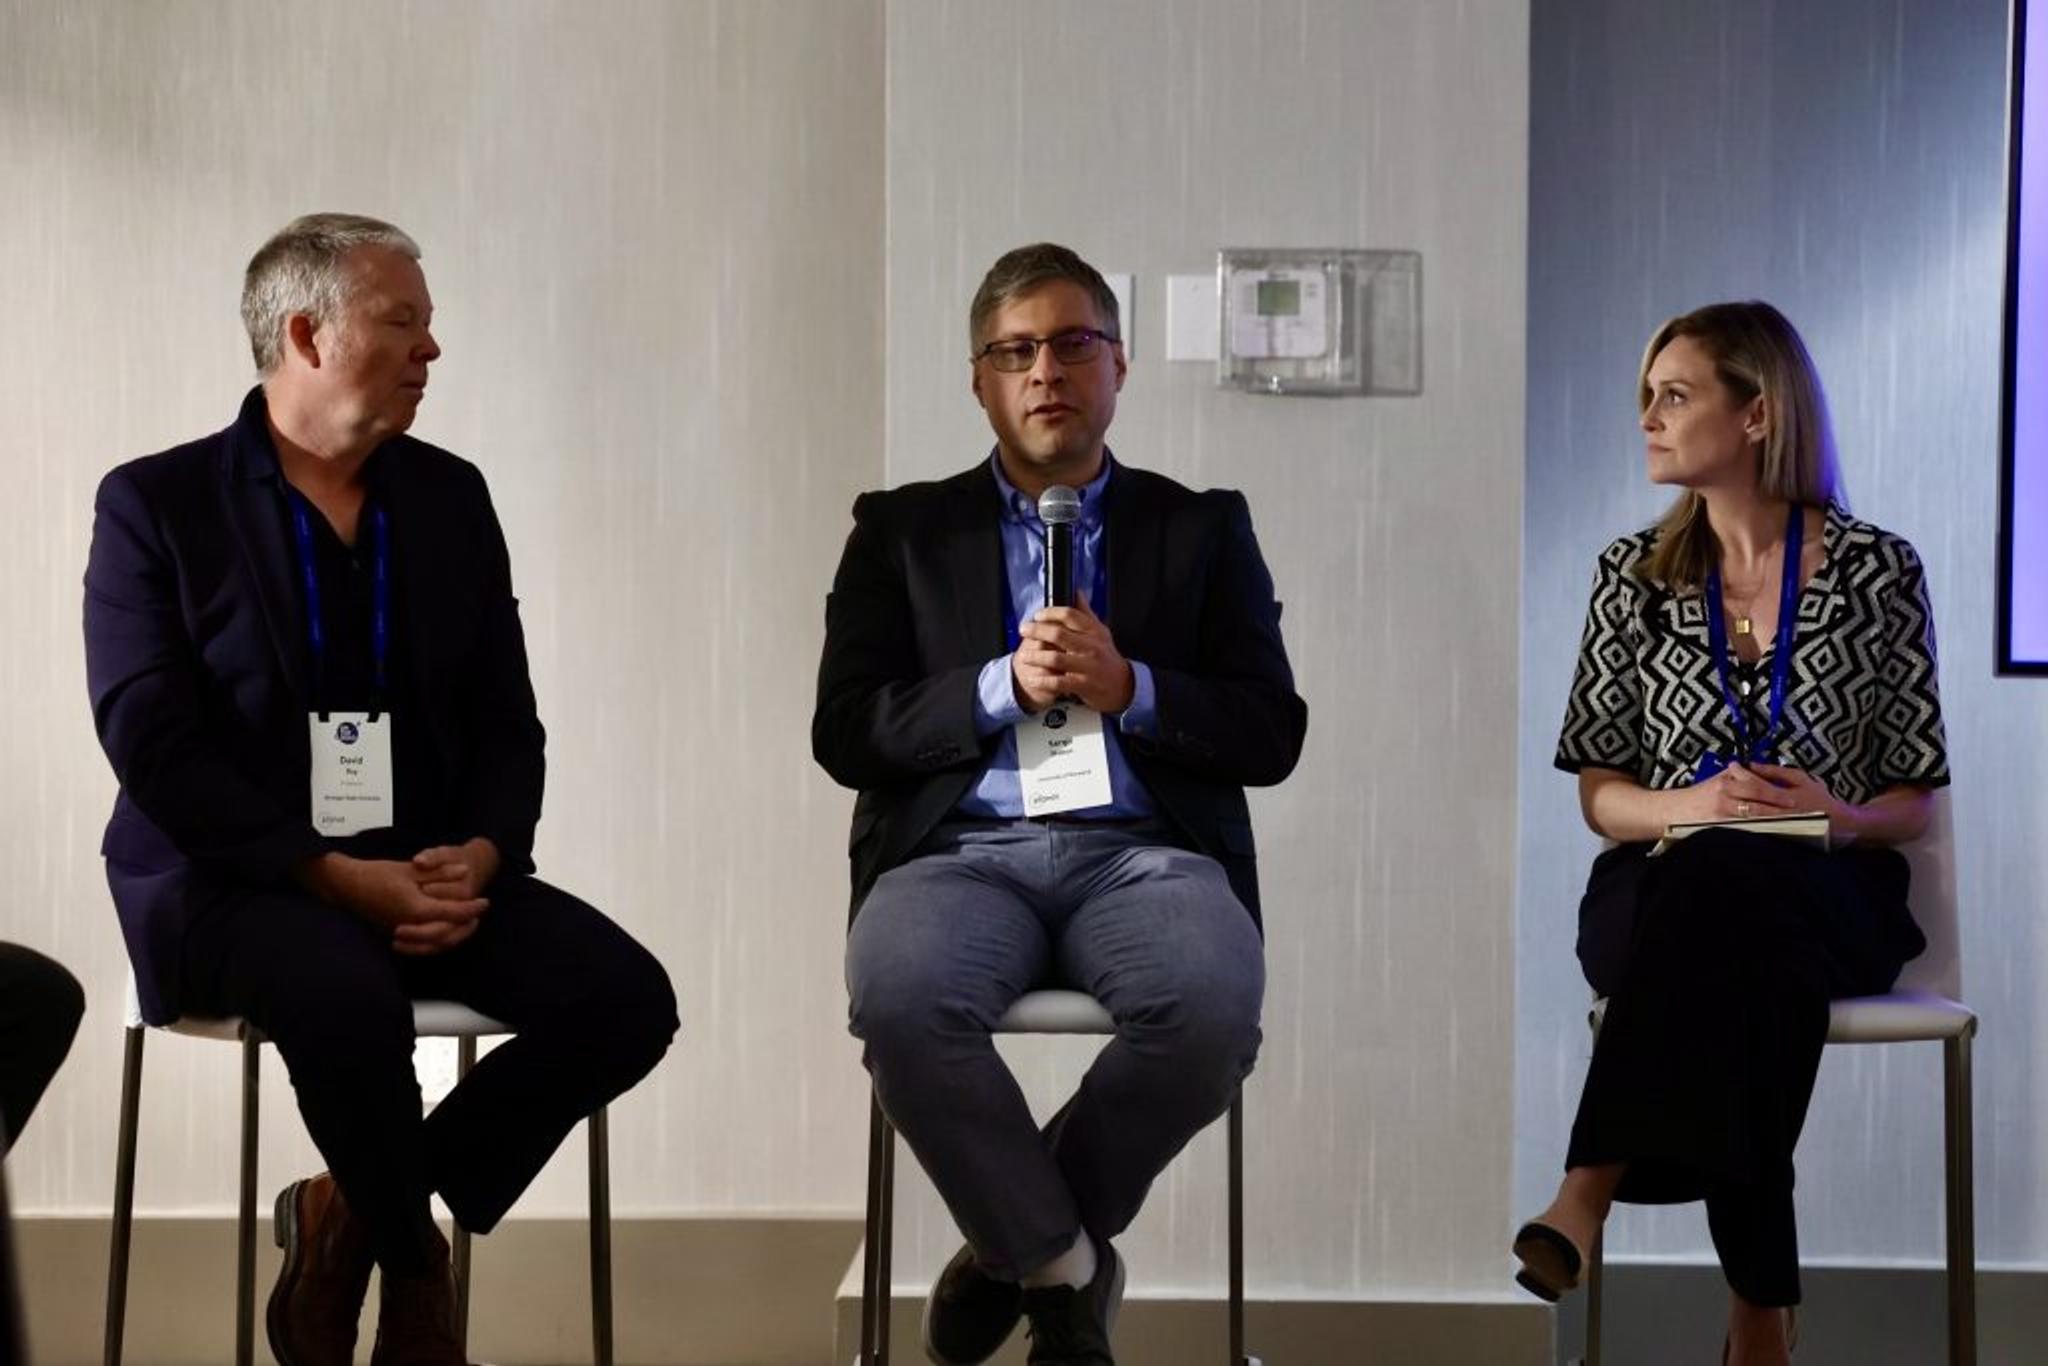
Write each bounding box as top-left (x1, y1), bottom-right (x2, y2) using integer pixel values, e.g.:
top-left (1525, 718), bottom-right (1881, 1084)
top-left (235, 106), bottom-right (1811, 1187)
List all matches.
top-left (814, 243), bottom-right (1306, 1364)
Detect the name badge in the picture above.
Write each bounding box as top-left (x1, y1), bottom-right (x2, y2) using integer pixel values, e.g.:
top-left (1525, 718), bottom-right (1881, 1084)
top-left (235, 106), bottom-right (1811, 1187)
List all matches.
top-left (1015, 704), bottom-right (1113, 815)
top-left (309, 712), bottom-right (394, 835)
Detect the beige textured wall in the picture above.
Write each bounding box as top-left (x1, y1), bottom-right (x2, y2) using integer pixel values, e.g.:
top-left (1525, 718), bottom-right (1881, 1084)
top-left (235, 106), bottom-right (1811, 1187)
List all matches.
top-left (882, 0), bottom-right (1529, 1297)
top-left (2, 0), bottom-right (1530, 1318)
top-left (0, 0), bottom-right (884, 1218)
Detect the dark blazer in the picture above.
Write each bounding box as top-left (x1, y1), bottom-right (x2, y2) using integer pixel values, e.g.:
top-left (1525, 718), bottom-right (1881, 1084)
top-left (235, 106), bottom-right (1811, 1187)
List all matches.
top-left (812, 459), bottom-right (1307, 929)
top-left (84, 388), bottom-right (545, 1024)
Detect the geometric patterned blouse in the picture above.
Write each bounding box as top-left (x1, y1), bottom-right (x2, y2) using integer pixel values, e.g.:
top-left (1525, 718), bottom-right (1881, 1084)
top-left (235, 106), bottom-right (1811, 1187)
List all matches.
top-left (1555, 503), bottom-right (1949, 806)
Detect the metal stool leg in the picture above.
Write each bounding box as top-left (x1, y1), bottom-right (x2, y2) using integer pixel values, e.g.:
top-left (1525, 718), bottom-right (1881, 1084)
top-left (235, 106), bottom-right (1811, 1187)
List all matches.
top-left (877, 1112), bottom-right (895, 1363)
top-left (860, 1092), bottom-right (894, 1365)
top-left (102, 1026), bottom-right (146, 1366)
top-left (589, 1105), bottom-right (613, 1366)
top-left (452, 1036), bottom-right (477, 1350)
top-left (1228, 1092), bottom-right (1245, 1365)
top-left (1586, 1228), bottom-right (1604, 1366)
top-left (235, 1036), bottom-right (260, 1366)
top-left (859, 1094), bottom-right (881, 1364)
top-left (1944, 1031), bottom-right (1977, 1366)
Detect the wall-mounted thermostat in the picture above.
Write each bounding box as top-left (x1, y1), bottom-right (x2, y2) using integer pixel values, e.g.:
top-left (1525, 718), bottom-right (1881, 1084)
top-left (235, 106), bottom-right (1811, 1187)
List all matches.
top-left (1216, 248), bottom-right (1421, 396)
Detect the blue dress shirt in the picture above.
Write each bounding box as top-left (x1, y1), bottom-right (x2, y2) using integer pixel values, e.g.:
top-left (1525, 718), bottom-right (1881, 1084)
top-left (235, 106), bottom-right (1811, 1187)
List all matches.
top-left (956, 451), bottom-right (1159, 819)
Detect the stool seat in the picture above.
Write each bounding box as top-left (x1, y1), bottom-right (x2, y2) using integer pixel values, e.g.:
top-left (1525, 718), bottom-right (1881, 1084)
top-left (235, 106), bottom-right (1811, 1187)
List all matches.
top-left (1826, 989), bottom-right (1977, 1044)
top-left (994, 990), bottom-right (1114, 1035)
top-left (410, 1001), bottom-right (514, 1037)
top-left (143, 999), bottom-right (515, 1044)
top-left (1590, 988), bottom-right (1978, 1046)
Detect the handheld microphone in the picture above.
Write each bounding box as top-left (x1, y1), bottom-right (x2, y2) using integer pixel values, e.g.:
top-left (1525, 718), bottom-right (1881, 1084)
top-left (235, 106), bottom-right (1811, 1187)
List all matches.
top-left (1038, 485), bottom-right (1082, 609)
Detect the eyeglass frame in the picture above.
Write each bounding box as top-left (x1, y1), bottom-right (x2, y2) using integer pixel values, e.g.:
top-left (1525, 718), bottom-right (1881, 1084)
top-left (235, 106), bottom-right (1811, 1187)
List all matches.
top-left (971, 327), bottom-right (1122, 373)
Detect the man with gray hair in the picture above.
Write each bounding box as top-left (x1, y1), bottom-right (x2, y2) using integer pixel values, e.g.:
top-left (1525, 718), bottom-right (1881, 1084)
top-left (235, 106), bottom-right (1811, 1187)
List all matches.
top-left (814, 242), bottom-right (1306, 1364)
top-left (84, 213), bottom-right (676, 1366)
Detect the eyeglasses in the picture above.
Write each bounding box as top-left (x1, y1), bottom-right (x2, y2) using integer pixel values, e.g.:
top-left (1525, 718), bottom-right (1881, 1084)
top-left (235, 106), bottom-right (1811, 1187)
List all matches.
top-left (973, 328), bottom-right (1120, 373)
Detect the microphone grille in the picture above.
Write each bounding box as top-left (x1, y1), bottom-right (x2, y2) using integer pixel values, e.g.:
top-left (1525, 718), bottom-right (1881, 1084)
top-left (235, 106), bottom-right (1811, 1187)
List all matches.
top-left (1037, 485), bottom-right (1083, 526)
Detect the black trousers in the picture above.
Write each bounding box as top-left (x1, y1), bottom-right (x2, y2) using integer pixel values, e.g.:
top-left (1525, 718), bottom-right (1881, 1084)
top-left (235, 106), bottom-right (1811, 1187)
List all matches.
top-left (175, 875), bottom-right (677, 1274)
top-left (1567, 828), bottom-right (1922, 1307)
top-left (0, 942), bottom-right (86, 1153)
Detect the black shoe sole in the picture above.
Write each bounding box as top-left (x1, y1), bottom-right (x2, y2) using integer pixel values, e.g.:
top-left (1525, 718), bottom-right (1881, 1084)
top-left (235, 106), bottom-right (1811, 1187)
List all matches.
top-left (267, 1181), bottom-right (307, 1366)
top-left (1511, 1220), bottom-right (1583, 1303)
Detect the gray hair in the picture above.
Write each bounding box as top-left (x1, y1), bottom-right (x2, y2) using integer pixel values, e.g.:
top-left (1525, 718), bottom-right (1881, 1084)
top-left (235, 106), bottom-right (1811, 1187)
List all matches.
top-left (241, 213), bottom-right (421, 374)
top-left (968, 242), bottom-right (1120, 352)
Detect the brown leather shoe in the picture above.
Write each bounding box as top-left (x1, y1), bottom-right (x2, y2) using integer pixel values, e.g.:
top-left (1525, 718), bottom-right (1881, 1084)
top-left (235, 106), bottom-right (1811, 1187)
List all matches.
top-left (267, 1172), bottom-right (373, 1366)
top-left (369, 1224), bottom-right (476, 1366)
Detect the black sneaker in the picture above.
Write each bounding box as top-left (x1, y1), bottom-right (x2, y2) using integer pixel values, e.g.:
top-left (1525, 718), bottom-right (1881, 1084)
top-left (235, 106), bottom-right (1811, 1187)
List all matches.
top-left (1019, 1241), bottom-right (1124, 1365)
top-left (922, 1243), bottom-right (1023, 1365)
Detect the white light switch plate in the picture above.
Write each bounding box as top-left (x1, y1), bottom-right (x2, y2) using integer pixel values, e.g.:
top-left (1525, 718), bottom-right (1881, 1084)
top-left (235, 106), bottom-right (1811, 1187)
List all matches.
top-left (1166, 273), bottom-right (1220, 361)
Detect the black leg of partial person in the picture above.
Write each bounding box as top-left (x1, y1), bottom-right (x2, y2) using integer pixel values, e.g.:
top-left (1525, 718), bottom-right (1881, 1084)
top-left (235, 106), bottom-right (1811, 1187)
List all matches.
top-left (0, 943), bottom-right (81, 1357)
top-left (0, 943), bottom-right (86, 1153)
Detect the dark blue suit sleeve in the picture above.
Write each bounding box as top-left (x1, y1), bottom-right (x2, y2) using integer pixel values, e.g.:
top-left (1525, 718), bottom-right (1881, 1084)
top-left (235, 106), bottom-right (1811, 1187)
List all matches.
top-left (811, 491), bottom-right (989, 790)
top-left (83, 467), bottom-right (325, 880)
top-left (446, 469), bottom-right (546, 874)
top-left (1139, 493), bottom-right (1307, 787)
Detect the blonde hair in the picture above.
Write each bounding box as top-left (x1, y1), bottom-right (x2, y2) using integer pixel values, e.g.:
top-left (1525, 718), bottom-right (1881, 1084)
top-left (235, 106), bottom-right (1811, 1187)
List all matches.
top-left (1634, 301), bottom-right (1843, 589)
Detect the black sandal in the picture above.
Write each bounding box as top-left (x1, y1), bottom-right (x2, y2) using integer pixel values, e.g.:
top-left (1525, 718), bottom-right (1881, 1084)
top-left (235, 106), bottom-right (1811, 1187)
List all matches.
top-left (1510, 1220), bottom-right (1584, 1302)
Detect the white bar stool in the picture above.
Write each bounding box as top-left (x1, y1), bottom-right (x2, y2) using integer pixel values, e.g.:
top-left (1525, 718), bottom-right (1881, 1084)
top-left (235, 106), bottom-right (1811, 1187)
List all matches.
top-left (856, 988), bottom-right (1256, 1365)
top-left (102, 985), bottom-right (614, 1365)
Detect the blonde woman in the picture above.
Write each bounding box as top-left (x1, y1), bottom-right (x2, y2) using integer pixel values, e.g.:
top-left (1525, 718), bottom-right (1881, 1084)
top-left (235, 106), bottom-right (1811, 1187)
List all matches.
top-left (1513, 302), bottom-right (1949, 1365)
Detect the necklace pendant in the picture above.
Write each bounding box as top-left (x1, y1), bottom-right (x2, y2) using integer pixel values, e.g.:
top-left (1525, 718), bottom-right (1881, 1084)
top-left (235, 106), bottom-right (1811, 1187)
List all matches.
top-left (1735, 616), bottom-right (1754, 638)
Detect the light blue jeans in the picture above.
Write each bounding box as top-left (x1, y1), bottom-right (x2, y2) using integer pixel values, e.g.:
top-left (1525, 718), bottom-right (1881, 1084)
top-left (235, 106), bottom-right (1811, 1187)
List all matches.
top-left (845, 817), bottom-right (1264, 1279)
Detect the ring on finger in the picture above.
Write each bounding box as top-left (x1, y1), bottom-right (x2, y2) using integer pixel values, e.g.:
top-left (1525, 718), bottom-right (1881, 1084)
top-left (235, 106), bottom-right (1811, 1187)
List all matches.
top-left (1736, 800), bottom-right (1753, 818)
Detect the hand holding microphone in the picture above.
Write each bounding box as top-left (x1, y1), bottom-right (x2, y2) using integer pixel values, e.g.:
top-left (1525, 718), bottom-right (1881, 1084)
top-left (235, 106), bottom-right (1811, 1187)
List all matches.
top-left (1010, 485), bottom-right (1136, 714)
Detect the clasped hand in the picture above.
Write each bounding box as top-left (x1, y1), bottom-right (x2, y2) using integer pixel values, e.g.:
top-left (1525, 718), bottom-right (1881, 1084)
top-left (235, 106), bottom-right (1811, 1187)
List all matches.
top-left (302, 837), bottom-right (502, 957)
top-left (1011, 595), bottom-right (1136, 715)
top-left (1687, 762), bottom-right (1842, 825)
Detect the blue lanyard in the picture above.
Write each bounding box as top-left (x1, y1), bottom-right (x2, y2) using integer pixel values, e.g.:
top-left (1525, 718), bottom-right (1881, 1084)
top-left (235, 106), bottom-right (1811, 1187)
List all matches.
top-left (1004, 523), bottom-right (1108, 652)
top-left (286, 490), bottom-right (391, 712)
top-left (1703, 503), bottom-right (1804, 765)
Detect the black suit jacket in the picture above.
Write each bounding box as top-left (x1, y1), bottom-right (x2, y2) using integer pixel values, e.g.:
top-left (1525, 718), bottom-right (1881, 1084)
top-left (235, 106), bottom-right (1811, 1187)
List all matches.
top-left (83, 388), bottom-right (545, 1024)
top-left (812, 459), bottom-right (1307, 929)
